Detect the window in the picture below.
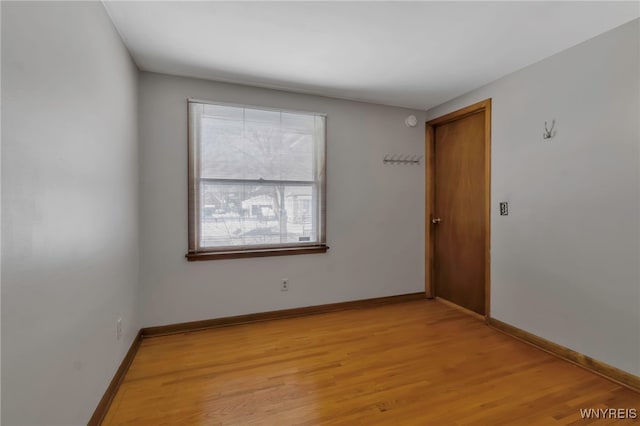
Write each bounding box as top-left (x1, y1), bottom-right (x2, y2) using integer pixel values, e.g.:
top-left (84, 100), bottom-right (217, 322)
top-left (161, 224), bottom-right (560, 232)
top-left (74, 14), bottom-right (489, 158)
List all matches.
top-left (187, 100), bottom-right (327, 260)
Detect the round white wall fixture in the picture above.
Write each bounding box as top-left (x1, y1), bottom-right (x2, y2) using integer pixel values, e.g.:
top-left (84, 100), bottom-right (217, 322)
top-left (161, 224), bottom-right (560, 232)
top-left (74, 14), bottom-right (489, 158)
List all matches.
top-left (405, 115), bottom-right (418, 127)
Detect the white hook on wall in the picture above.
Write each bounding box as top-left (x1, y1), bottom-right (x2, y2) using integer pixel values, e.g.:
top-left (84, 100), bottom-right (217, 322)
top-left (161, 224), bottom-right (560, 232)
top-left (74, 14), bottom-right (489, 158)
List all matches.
top-left (543, 120), bottom-right (556, 139)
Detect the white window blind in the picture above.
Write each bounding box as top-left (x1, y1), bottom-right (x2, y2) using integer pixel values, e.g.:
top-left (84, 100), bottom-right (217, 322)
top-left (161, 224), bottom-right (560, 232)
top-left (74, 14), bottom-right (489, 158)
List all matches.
top-left (187, 100), bottom-right (327, 256)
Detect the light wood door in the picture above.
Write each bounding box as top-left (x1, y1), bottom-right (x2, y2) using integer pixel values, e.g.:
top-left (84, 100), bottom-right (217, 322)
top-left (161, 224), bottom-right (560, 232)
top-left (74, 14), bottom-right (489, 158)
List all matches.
top-left (429, 103), bottom-right (490, 315)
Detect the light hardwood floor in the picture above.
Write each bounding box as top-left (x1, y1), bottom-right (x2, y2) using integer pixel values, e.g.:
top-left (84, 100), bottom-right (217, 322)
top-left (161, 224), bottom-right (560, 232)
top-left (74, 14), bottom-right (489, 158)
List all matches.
top-left (103, 300), bottom-right (639, 425)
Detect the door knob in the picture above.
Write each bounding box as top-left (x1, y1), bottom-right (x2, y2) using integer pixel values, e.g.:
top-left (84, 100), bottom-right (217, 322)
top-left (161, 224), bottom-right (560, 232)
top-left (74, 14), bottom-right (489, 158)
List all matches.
top-left (432, 217), bottom-right (441, 224)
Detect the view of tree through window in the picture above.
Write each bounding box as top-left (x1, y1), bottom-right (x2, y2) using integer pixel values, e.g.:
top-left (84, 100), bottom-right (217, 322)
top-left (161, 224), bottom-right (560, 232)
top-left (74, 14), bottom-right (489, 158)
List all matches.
top-left (188, 101), bottom-right (326, 252)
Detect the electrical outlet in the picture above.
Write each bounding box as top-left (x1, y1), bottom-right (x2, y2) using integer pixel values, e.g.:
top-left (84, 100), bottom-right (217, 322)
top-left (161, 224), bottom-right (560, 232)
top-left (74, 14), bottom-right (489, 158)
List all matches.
top-left (500, 202), bottom-right (509, 216)
top-left (281, 279), bottom-right (289, 292)
top-left (116, 318), bottom-right (123, 341)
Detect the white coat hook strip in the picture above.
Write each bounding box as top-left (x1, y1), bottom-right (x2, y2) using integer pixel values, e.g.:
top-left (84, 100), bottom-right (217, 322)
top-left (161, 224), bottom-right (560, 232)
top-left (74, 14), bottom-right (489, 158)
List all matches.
top-left (383, 154), bottom-right (422, 165)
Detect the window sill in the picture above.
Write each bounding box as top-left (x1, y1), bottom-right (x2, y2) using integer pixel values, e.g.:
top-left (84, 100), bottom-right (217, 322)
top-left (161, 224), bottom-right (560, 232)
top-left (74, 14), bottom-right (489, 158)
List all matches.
top-left (185, 245), bottom-right (329, 261)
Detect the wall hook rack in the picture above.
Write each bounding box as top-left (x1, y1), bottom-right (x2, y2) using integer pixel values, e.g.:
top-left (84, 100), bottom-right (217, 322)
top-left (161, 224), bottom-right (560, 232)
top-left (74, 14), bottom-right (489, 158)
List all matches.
top-left (543, 120), bottom-right (556, 139)
top-left (383, 154), bottom-right (422, 165)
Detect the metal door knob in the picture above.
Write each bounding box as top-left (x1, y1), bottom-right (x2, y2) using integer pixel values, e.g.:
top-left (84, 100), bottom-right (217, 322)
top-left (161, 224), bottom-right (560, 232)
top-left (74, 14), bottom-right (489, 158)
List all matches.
top-left (432, 217), bottom-right (441, 224)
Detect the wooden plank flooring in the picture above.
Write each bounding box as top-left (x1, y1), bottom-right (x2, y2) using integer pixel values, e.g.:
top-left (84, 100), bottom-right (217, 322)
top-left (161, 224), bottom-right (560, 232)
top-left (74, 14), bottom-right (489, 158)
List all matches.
top-left (103, 300), bottom-right (639, 425)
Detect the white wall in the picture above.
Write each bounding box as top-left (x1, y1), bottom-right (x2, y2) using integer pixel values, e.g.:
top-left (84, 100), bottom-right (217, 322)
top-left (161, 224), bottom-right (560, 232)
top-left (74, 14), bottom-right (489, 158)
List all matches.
top-left (1, 2), bottom-right (140, 425)
top-left (0, 3), bottom-right (3, 423)
top-left (426, 19), bottom-right (640, 375)
top-left (139, 72), bottom-right (425, 327)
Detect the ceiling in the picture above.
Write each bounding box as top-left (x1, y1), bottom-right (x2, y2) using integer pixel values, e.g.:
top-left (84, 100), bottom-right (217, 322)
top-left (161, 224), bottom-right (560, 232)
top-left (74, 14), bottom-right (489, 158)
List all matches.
top-left (103, 1), bottom-right (639, 110)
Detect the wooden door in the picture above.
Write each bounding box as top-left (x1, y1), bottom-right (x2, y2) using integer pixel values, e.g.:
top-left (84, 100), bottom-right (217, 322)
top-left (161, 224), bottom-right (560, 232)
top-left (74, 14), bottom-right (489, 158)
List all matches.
top-left (426, 100), bottom-right (491, 316)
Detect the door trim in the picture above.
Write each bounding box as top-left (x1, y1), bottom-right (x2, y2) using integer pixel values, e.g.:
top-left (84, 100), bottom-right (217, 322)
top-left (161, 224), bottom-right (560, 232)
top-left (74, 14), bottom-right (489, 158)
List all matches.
top-left (425, 98), bottom-right (492, 319)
